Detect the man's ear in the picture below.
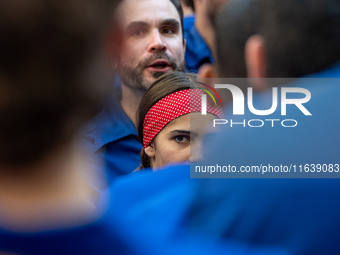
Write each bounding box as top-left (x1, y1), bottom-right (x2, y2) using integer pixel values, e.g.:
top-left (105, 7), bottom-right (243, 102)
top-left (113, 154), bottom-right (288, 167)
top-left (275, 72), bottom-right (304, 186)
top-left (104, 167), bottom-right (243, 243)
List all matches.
top-left (144, 144), bottom-right (155, 158)
top-left (198, 63), bottom-right (217, 78)
top-left (245, 35), bottom-right (267, 90)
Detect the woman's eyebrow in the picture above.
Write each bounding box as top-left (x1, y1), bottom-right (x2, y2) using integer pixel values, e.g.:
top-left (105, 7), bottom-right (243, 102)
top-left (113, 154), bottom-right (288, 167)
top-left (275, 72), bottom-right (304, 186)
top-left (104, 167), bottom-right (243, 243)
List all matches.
top-left (170, 130), bottom-right (190, 134)
top-left (170, 130), bottom-right (198, 137)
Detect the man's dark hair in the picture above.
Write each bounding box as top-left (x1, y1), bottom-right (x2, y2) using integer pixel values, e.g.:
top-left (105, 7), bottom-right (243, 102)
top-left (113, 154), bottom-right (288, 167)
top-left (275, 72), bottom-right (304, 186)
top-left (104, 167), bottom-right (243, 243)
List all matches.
top-left (216, 0), bottom-right (260, 77)
top-left (260, 0), bottom-right (340, 77)
top-left (216, 0), bottom-right (340, 78)
top-left (0, 0), bottom-right (120, 167)
top-left (181, 0), bottom-right (195, 12)
top-left (170, 0), bottom-right (185, 43)
top-left (207, 0), bottom-right (228, 29)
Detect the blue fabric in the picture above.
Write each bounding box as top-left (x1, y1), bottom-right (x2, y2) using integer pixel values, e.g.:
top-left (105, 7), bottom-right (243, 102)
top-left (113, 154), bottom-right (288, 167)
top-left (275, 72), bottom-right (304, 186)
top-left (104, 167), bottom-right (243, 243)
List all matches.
top-left (80, 88), bottom-right (143, 184)
top-left (0, 188), bottom-right (133, 255)
top-left (183, 15), bottom-right (195, 33)
top-left (0, 165), bottom-right (288, 255)
top-left (111, 164), bottom-right (194, 241)
top-left (110, 164), bottom-right (289, 255)
top-left (185, 61), bottom-right (340, 254)
top-left (184, 21), bottom-right (214, 73)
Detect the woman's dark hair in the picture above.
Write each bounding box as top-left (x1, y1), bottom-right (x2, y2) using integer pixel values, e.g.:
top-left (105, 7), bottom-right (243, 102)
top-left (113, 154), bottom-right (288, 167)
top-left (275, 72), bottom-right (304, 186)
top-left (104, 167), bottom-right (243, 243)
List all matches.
top-left (137, 71), bottom-right (198, 169)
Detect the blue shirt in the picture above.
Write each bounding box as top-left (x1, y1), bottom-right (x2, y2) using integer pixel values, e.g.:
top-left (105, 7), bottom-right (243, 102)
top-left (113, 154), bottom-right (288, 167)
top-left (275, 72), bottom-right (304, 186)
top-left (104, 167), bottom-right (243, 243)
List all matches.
top-left (184, 19), bottom-right (214, 73)
top-left (80, 89), bottom-right (143, 184)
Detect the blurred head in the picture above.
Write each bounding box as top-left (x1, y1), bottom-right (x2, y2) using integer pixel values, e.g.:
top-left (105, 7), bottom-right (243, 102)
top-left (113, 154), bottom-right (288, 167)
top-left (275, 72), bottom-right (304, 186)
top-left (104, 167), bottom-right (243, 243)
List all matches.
top-left (216, 0), bottom-right (340, 79)
top-left (115, 0), bottom-right (186, 92)
top-left (259, 0), bottom-right (340, 78)
top-left (205, 0), bottom-right (229, 28)
top-left (216, 0), bottom-right (260, 78)
top-left (193, 0), bottom-right (229, 57)
top-left (0, 0), bottom-right (121, 167)
top-left (137, 72), bottom-right (222, 169)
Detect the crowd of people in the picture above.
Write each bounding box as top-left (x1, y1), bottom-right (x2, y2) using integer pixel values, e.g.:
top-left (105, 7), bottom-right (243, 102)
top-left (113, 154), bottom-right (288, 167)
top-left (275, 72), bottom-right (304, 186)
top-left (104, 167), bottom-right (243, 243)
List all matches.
top-left (0, 0), bottom-right (340, 254)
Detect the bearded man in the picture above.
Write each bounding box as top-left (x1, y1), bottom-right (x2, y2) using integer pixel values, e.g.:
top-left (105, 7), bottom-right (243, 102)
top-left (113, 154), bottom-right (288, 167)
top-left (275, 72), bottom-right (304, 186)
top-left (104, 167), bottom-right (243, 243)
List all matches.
top-left (81, 0), bottom-right (186, 182)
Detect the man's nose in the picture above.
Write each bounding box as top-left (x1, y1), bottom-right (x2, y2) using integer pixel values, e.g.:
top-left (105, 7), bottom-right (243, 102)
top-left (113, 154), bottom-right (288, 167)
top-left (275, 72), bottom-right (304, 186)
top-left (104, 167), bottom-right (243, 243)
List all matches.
top-left (147, 29), bottom-right (167, 53)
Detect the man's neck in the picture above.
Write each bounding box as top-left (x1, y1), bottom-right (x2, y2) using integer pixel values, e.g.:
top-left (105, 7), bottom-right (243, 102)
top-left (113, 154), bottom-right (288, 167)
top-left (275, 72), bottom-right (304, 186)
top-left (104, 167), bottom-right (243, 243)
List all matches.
top-left (120, 83), bottom-right (145, 127)
top-left (0, 140), bottom-right (104, 232)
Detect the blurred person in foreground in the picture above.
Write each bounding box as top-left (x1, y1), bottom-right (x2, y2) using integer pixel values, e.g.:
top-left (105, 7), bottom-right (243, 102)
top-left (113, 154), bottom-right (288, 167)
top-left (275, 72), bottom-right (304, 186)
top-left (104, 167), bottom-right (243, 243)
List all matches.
top-left (187, 0), bottom-right (340, 254)
top-left (0, 0), bottom-right (144, 254)
top-left (112, 0), bottom-right (340, 254)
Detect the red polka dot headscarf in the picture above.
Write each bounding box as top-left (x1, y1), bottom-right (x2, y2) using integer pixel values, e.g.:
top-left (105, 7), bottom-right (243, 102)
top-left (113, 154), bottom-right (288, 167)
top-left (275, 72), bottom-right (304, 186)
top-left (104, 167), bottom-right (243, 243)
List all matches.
top-left (142, 89), bottom-right (223, 148)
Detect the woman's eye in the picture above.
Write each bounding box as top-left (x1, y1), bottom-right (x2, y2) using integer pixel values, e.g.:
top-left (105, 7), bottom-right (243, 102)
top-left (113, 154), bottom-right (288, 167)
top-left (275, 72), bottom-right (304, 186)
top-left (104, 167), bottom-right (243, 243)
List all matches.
top-left (175, 135), bottom-right (190, 143)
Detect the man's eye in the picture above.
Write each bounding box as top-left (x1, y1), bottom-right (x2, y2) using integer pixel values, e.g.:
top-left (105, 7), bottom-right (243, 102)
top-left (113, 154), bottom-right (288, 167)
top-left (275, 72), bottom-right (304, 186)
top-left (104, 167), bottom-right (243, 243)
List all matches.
top-left (163, 28), bottom-right (174, 34)
top-left (132, 30), bottom-right (145, 36)
top-left (175, 135), bottom-right (190, 143)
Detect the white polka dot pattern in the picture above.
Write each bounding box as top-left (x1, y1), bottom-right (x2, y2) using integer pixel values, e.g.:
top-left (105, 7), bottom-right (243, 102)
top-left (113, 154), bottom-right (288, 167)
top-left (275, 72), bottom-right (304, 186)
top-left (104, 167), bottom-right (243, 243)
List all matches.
top-left (142, 89), bottom-right (223, 147)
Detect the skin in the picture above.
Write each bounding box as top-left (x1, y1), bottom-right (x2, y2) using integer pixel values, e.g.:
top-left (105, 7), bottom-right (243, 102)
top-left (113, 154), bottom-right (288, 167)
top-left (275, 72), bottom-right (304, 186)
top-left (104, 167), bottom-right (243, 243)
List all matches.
top-left (145, 112), bottom-right (217, 168)
top-left (115, 0), bottom-right (186, 91)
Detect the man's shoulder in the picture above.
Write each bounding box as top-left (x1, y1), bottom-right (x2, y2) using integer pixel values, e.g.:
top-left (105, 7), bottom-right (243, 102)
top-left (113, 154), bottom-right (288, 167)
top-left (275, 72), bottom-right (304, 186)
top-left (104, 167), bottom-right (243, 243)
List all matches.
top-left (184, 25), bottom-right (214, 72)
top-left (79, 93), bottom-right (137, 152)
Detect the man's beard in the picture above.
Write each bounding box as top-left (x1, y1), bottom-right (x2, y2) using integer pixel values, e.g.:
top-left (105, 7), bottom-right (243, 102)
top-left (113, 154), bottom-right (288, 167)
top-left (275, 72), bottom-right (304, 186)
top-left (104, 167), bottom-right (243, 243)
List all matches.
top-left (117, 52), bottom-right (186, 92)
